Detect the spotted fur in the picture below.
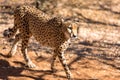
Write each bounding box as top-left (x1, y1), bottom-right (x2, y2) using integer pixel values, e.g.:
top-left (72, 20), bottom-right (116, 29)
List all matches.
top-left (3, 5), bottom-right (78, 80)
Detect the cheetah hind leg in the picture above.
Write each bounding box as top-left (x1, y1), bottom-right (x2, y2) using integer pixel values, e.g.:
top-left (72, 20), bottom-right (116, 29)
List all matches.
top-left (7, 33), bottom-right (21, 57)
top-left (21, 37), bottom-right (36, 68)
top-left (51, 52), bottom-right (58, 72)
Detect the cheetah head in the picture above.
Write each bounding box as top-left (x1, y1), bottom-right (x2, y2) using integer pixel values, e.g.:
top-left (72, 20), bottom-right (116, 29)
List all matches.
top-left (61, 20), bottom-right (79, 40)
top-left (67, 23), bottom-right (79, 38)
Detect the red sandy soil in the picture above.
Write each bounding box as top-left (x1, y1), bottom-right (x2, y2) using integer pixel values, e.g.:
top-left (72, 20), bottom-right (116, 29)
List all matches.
top-left (0, 0), bottom-right (120, 80)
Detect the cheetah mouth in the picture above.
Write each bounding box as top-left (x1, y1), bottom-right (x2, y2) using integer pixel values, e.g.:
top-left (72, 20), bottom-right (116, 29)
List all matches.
top-left (71, 34), bottom-right (78, 40)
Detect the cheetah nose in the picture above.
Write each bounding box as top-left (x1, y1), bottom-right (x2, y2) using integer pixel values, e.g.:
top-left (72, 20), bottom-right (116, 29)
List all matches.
top-left (73, 34), bottom-right (76, 38)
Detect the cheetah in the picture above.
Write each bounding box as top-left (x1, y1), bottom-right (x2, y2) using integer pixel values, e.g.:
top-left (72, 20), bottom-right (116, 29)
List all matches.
top-left (3, 5), bottom-right (79, 80)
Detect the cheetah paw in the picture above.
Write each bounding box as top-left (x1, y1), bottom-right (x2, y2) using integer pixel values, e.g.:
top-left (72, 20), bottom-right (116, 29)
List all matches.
top-left (27, 62), bottom-right (36, 68)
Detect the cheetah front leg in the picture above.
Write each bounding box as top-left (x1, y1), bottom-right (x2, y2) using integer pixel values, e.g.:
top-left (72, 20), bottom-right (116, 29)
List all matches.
top-left (57, 50), bottom-right (72, 80)
top-left (7, 33), bottom-right (21, 57)
top-left (21, 36), bottom-right (36, 68)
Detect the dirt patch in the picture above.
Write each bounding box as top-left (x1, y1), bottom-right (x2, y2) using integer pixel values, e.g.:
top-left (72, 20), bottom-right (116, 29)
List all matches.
top-left (0, 0), bottom-right (120, 80)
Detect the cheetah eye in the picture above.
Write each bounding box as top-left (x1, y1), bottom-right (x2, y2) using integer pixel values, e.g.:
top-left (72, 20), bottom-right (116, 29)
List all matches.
top-left (67, 26), bottom-right (73, 33)
top-left (68, 27), bottom-right (72, 30)
top-left (68, 25), bottom-right (73, 30)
